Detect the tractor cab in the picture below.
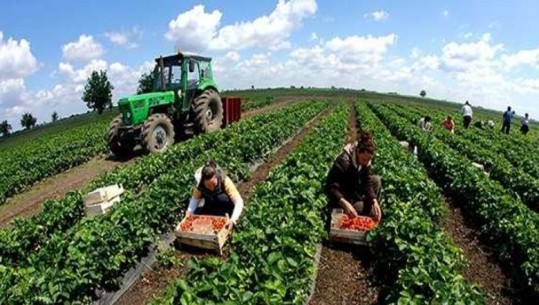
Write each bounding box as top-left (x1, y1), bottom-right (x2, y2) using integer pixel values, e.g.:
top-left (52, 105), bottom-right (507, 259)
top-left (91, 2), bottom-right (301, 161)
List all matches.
top-left (109, 52), bottom-right (224, 156)
top-left (152, 53), bottom-right (217, 112)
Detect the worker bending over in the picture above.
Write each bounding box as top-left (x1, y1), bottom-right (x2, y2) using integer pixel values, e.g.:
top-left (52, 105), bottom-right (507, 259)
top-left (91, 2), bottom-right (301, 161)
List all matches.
top-left (325, 131), bottom-right (382, 221)
top-left (186, 160), bottom-right (244, 229)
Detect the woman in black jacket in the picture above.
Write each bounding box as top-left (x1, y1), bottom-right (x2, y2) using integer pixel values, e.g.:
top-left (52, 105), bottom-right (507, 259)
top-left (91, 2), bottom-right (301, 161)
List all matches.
top-left (325, 131), bottom-right (382, 220)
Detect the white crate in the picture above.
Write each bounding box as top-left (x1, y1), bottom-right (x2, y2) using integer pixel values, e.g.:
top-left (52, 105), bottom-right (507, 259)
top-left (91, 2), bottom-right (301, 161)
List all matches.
top-left (85, 196), bottom-right (121, 216)
top-left (471, 162), bottom-right (485, 171)
top-left (399, 141), bottom-right (410, 150)
top-left (83, 185), bottom-right (124, 206)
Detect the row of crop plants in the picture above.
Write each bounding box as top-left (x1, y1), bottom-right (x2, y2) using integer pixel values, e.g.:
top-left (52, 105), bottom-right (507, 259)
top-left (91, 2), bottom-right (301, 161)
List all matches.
top-left (395, 102), bottom-right (539, 180)
top-left (355, 103), bottom-right (484, 304)
top-left (150, 104), bottom-right (349, 305)
top-left (0, 119), bottom-right (111, 204)
top-left (390, 103), bottom-right (539, 211)
top-left (0, 102), bottom-right (323, 268)
top-left (150, 102), bottom-right (484, 305)
top-left (370, 103), bottom-right (539, 298)
top-left (0, 102), bottom-right (328, 304)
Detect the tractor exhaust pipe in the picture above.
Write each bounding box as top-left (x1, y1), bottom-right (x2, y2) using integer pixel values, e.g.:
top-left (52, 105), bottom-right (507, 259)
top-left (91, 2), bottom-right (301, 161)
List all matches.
top-left (159, 56), bottom-right (165, 91)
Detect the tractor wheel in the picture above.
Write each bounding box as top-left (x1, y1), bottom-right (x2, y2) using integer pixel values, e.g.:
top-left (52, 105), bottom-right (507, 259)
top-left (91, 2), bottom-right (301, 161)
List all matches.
top-left (193, 88), bottom-right (223, 133)
top-left (108, 115), bottom-right (134, 158)
top-left (141, 113), bottom-right (175, 153)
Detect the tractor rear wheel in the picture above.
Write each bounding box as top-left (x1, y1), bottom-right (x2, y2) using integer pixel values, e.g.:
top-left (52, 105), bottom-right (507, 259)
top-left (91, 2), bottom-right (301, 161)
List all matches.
top-left (141, 113), bottom-right (175, 153)
top-left (193, 88), bottom-right (223, 133)
top-left (108, 115), bottom-right (134, 158)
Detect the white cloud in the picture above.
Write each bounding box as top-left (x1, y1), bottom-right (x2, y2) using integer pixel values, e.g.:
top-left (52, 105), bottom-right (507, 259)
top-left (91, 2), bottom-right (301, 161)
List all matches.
top-left (439, 33), bottom-right (503, 72)
top-left (58, 59), bottom-right (108, 83)
top-left (165, 5), bottom-right (222, 53)
top-left (211, 0), bottom-right (317, 51)
top-left (0, 32), bottom-right (39, 122)
top-left (325, 34), bottom-right (397, 67)
top-left (165, 0), bottom-right (317, 53)
top-left (310, 32), bottom-right (319, 41)
top-left (0, 32), bottom-right (39, 80)
top-left (442, 10), bottom-right (449, 17)
top-left (105, 26), bottom-right (143, 49)
top-left (502, 48), bottom-right (539, 69)
top-left (224, 51), bottom-right (240, 62)
top-left (364, 10), bottom-right (389, 22)
top-left (62, 35), bottom-right (104, 62)
top-left (463, 32), bottom-right (473, 39)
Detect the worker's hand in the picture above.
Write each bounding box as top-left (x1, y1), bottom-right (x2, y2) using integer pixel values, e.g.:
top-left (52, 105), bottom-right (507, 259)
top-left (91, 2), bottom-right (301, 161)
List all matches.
top-left (341, 198), bottom-right (358, 217)
top-left (372, 200), bottom-right (382, 222)
top-left (185, 211), bottom-right (193, 218)
top-left (225, 220), bottom-right (234, 230)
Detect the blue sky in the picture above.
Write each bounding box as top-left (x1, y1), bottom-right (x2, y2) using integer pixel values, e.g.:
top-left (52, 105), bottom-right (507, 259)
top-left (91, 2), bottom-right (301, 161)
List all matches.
top-left (1, 0), bottom-right (538, 128)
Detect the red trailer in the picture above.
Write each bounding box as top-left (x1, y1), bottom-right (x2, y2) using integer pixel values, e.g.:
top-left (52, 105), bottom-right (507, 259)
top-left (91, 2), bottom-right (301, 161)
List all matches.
top-left (222, 97), bottom-right (242, 127)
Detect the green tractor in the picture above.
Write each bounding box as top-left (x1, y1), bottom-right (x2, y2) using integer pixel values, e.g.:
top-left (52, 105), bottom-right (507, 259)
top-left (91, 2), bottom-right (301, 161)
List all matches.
top-left (108, 52), bottom-right (224, 156)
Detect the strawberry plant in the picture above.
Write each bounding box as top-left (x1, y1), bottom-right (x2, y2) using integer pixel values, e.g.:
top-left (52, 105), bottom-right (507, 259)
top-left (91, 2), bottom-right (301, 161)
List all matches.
top-left (0, 101), bottom-right (328, 304)
top-left (151, 105), bottom-right (349, 305)
top-left (371, 103), bottom-right (539, 298)
top-left (0, 102), bottom-right (320, 267)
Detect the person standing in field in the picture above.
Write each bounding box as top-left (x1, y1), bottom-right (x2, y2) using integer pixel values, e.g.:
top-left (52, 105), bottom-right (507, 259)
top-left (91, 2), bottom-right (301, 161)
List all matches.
top-left (461, 101), bottom-right (473, 129)
top-left (521, 113), bottom-right (530, 135)
top-left (501, 106), bottom-right (515, 134)
top-left (442, 115), bottom-right (455, 133)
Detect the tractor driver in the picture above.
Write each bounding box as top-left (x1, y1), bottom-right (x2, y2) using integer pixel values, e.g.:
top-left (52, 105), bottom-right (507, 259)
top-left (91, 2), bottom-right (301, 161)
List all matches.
top-left (325, 131), bottom-right (382, 221)
top-left (186, 160), bottom-right (244, 230)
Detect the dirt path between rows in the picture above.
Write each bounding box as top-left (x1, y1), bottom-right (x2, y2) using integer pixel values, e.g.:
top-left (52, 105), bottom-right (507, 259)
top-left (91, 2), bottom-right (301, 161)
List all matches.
top-left (114, 106), bottom-right (332, 305)
top-left (309, 101), bottom-right (381, 305)
top-left (242, 95), bottom-right (308, 118)
top-left (442, 197), bottom-right (523, 305)
top-left (0, 154), bottom-right (139, 226)
top-left (0, 98), bottom-right (310, 227)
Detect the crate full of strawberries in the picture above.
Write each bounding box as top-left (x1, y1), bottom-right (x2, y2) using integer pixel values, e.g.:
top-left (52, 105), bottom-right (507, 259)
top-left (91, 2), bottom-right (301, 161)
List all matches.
top-left (175, 215), bottom-right (231, 254)
top-left (329, 209), bottom-right (379, 245)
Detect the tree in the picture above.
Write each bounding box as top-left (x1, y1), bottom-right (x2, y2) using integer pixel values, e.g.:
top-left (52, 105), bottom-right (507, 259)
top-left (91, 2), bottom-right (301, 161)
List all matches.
top-left (137, 72), bottom-right (155, 94)
top-left (51, 111), bottom-right (59, 122)
top-left (20, 113), bottom-right (37, 129)
top-left (420, 90), bottom-right (426, 98)
top-left (0, 120), bottom-right (12, 136)
top-left (82, 70), bottom-right (114, 114)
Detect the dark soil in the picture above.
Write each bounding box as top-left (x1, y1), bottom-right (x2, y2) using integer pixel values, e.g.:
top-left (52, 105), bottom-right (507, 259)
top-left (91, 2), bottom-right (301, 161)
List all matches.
top-left (442, 197), bottom-right (525, 305)
top-left (0, 153), bottom-right (138, 226)
top-left (241, 96), bottom-right (306, 118)
top-left (309, 243), bottom-right (380, 305)
top-left (309, 102), bottom-right (381, 305)
top-left (113, 106), bottom-right (331, 305)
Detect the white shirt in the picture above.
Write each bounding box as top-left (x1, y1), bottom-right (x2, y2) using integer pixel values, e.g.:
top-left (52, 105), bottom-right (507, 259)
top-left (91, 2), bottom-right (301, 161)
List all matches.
top-left (418, 118), bottom-right (432, 131)
top-left (461, 105), bottom-right (473, 117)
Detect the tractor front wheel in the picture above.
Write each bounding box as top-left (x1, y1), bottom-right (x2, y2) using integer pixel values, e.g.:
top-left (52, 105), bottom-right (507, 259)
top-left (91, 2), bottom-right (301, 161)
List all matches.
top-left (141, 113), bottom-right (175, 153)
top-left (108, 115), bottom-right (135, 158)
top-left (193, 88), bottom-right (223, 133)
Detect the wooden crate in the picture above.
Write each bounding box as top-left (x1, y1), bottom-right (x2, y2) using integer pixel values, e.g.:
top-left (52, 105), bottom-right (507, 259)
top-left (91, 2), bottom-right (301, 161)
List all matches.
top-left (174, 215), bottom-right (231, 255)
top-left (329, 209), bottom-right (369, 246)
top-left (85, 196), bottom-right (121, 216)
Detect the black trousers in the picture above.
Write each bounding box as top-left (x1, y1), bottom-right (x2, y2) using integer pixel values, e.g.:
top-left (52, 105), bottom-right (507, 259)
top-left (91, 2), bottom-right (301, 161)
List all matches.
top-left (195, 198), bottom-right (234, 217)
top-left (463, 116), bottom-right (472, 129)
top-left (501, 121), bottom-right (511, 134)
